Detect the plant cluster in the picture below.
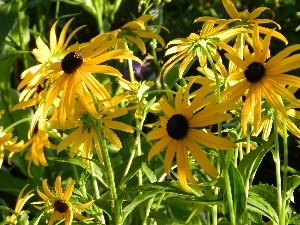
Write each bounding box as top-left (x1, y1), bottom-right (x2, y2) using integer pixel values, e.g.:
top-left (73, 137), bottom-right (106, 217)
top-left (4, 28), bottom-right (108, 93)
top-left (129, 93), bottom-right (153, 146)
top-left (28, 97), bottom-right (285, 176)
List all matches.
top-left (1, 0), bottom-right (300, 224)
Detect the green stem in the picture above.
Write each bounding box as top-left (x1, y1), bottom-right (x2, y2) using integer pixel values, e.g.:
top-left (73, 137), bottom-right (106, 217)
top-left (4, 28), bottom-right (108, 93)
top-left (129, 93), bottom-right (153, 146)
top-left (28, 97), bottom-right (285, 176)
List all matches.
top-left (90, 161), bottom-right (106, 224)
top-left (3, 117), bottom-right (31, 133)
top-left (202, 43), bottom-right (223, 225)
top-left (111, 0), bottom-right (123, 22)
top-left (94, 119), bottom-right (120, 224)
top-left (94, 0), bottom-right (104, 33)
top-left (273, 112), bottom-right (282, 222)
top-left (17, 0), bottom-right (28, 69)
top-left (55, 0), bottom-right (60, 19)
top-left (220, 152), bottom-right (236, 225)
top-left (280, 117), bottom-right (288, 225)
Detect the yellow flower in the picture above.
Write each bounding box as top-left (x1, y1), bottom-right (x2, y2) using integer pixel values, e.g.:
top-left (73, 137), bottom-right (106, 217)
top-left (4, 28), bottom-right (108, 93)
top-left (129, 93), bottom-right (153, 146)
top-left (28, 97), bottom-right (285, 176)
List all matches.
top-left (23, 127), bottom-right (57, 177)
top-left (17, 18), bottom-right (85, 103)
top-left (33, 176), bottom-right (94, 225)
top-left (161, 20), bottom-right (247, 78)
top-left (223, 23), bottom-right (300, 134)
top-left (109, 14), bottom-right (168, 54)
top-left (253, 100), bottom-right (300, 140)
top-left (54, 95), bottom-right (133, 161)
top-left (0, 112), bottom-right (24, 168)
top-left (7, 184), bottom-right (35, 223)
top-left (194, 0), bottom-right (287, 44)
top-left (43, 34), bottom-right (141, 128)
top-left (146, 80), bottom-right (236, 191)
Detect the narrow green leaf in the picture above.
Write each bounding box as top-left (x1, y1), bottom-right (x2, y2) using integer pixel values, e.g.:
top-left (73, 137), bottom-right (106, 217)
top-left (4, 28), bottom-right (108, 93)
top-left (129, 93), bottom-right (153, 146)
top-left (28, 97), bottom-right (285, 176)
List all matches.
top-left (288, 213), bottom-right (300, 224)
top-left (237, 132), bottom-right (274, 182)
top-left (29, 208), bottom-right (45, 225)
top-left (116, 154), bottom-right (148, 187)
top-left (287, 175), bottom-right (300, 200)
top-left (94, 192), bottom-right (113, 221)
top-left (223, 162), bottom-right (246, 222)
top-left (48, 156), bottom-right (104, 180)
top-left (141, 163), bottom-right (157, 183)
top-left (0, 0), bottom-right (18, 47)
top-left (248, 184), bottom-right (279, 224)
top-left (121, 189), bottom-right (164, 223)
top-left (149, 211), bottom-right (185, 225)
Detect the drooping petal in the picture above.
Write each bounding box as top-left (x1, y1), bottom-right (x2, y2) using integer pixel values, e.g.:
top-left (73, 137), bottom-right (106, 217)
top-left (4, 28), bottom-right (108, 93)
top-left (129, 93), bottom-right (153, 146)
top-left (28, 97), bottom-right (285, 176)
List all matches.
top-left (148, 136), bottom-right (172, 161)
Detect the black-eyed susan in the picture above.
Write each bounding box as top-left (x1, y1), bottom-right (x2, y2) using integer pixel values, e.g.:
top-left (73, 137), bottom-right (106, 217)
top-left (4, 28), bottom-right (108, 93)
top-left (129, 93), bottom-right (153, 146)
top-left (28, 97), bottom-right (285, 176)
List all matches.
top-left (43, 33), bottom-right (142, 128)
top-left (17, 18), bottom-right (85, 103)
top-left (7, 184), bottom-right (35, 223)
top-left (161, 20), bottom-right (247, 78)
top-left (108, 13), bottom-right (168, 54)
top-left (223, 23), bottom-right (300, 134)
top-left (194, 0), bottom-right (287, 44)
top-left (33, 176), bottom-right (94, 225)
top-left (146, 80), bottom-right (236, 191)
top-left (53, 94), bottom-right (133, 161)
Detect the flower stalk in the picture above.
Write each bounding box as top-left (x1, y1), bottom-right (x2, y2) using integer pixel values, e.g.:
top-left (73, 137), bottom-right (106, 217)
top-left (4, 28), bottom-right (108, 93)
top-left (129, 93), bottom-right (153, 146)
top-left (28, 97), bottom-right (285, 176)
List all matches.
top-left (93, 119), bottom-right (120, 224)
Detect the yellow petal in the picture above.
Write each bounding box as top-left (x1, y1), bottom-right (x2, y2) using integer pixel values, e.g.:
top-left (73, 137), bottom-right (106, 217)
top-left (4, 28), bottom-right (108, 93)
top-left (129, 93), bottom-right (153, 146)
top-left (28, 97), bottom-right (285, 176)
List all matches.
top-left (186, 136), bottom-right (218, 177)
top-left (148, 136), bottom-right (172, 161)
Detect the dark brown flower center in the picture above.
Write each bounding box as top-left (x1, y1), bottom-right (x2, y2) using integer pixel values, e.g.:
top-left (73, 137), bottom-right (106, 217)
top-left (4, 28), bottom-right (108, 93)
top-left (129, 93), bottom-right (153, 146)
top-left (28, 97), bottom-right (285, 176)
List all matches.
top-left (53, 200), bottom-right (69, 213)
top-left (166, 114), bottom-right (189, 140)
top-left (244, 62), bottom-right (265, 83)
top-left (61, 52), bottom-right (83, 74)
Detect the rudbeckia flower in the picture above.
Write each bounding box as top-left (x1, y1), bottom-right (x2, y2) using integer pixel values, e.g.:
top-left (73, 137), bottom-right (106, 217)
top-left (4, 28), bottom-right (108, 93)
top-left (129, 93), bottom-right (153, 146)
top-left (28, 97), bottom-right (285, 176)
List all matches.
top-left (33, 176), bottom-right (94, 225)
top-left (53, 94), bottom-right (133, 161)
top-left (161, 20), bottom-right (247, 78)
top-left (42, 33), bottom-right (141, 128)
top-left (109, 14), bottom-right (167, 54)
top-left (17, 18), bottom-right (85, 103)
top-left (223, 23), bottom-right (300, 134)
top-left (194, 0), bottom-right (287, 44)
top-left (7, 184), bottom-right (35, 223)
top-left (146, 80), bottom-right (236, 191)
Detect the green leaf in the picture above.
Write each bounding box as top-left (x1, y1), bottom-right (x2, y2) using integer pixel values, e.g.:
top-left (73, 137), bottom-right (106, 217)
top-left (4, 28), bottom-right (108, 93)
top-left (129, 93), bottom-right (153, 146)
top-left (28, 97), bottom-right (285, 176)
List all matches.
top-left (141, 163), bottom-right (157, 183)
top-left (286, 175), bottom-right (300, 200)
top-left (247, 184), bottom-right (279, 224)
top-left (288, 213), bottom-right (300, 224)
top-left (0, 0), bottom-right (18, 47)
top-left (223, 162), bottom-right (246, 222)
top-left (29, 208), bottom-right (46, 225)
top-left (120, 189), bottom-right (164, 224)
top-left (94, 192), bottom-right (113, 221)
top-left (237, 132), bottom-right (274, 182)
top-left (149, 211), bottom-right (185, 225)
top-left (48, 156), bottom-right (104, 181)
top-left (116, 154), bottom-right (148, 188)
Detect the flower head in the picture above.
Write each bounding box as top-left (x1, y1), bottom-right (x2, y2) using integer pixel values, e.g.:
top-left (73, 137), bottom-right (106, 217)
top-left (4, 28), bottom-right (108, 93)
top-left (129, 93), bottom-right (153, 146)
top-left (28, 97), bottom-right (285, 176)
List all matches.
top-left (146, 79), bottom-right (236, 191)
top-left (223, 23), bottom-right (300, 134)
top-left (33, 176), bottom-right (94, 225)
top-left (109, 14), bottom-right (168, 54)
top-left (17, 18), bottom-right (85, 103)
top-left (53, 94), bottom-right (133, 161)
top-left (194, 0), bottom-right (287, 44)
top-left (40, 32), bottom-right (141, 128)
top-left (161, 20), bottom-right (247, 78)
